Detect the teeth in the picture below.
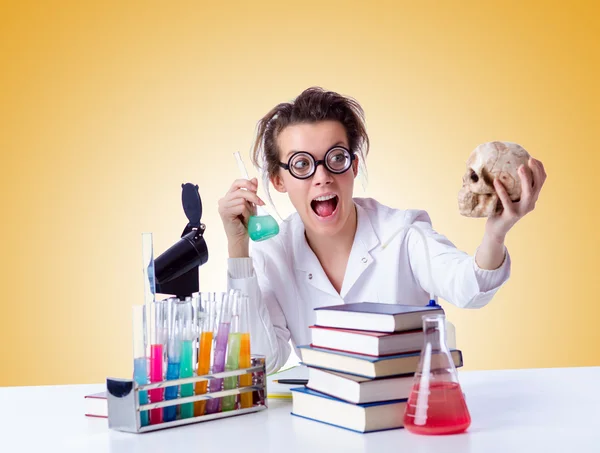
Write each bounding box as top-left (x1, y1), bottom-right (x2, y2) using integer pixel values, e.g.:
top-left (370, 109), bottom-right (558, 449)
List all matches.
top-left (313, 194), bottom-right (337, 202)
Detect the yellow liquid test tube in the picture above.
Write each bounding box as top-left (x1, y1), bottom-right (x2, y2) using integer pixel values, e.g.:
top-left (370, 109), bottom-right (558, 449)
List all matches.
top-left (239, 332), bottom-right (253, 408)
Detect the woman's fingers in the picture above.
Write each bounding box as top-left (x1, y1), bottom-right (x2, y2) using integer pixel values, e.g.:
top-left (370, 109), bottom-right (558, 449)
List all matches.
top-left (218, 197), bottom-right (254, 227)
top-left (227, 178), bottom-right (258, 194)
top-left (494, 178), bottom-right (516, 216)
top-left (529, 157), bottom-right (547, 202)
top-left (220, 197), bottom-right (252, 213)
top-left (533, 157), bottom-right (547, 179)
top-left (231, 189), bottom-right (265, 206)
top-left (224, 188), bottom-right (265, 206)
top-left (227, 200), bottom-right (253, 222)
top-left (223, 177), bottom-right (265, 207)
top-left (517, 163), bottom-right (534, 206)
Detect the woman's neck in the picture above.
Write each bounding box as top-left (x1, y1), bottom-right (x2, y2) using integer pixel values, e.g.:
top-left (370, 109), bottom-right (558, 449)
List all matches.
top-left (305, 203), bottom-right (358, 261)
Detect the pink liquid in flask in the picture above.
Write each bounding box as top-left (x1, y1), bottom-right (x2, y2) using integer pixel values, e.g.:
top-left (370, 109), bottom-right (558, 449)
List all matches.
top-left (404, 313), bottom-right (471, 435)
top-left (404, 381), bottom-right (471, 435)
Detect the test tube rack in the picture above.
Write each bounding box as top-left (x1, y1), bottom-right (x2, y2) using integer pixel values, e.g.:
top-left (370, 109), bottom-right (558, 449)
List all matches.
top-left (106, 355), bottom-right (267, 433)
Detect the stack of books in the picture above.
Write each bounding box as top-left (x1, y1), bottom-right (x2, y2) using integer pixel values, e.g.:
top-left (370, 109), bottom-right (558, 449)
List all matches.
top-left (291, 302), bottom-right (464, 433)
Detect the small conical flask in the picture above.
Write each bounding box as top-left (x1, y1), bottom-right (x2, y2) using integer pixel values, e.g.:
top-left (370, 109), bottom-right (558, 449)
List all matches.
top-left (404, 314), bottom-right (471, 435)
top-left (233, 152), bottom-right (280, 242)
top-left (247, 205), bottom-right (280, 242)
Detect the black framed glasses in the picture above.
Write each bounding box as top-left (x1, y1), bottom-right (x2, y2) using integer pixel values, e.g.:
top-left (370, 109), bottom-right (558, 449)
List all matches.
top-left (278, 146), bottom-right (356, 180)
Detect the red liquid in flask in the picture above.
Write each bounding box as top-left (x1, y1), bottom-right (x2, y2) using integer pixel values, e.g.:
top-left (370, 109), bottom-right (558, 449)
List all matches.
top-left (403, 313), bottom-right (471, 435)
top-left (404, 381), bottom-right (471, 435)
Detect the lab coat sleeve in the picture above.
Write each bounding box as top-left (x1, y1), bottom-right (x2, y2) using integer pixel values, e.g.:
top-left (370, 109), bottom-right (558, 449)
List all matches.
top-left (406, 210), bottom-right (511, 309)
top-left (227, 257), bottom-right (292, 374)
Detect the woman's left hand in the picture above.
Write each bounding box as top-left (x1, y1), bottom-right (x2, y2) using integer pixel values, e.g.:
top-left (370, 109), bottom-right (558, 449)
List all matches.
top-left (485, 156), bottom-right (547, 241)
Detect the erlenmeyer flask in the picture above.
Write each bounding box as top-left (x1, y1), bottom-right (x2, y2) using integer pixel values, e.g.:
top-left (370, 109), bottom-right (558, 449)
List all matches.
top-left (233, 152), bottom-right (280, 242)
top-left (247, 206), bottom-right (280, 241)
top-left (404, 314), bottom-right (471, 435)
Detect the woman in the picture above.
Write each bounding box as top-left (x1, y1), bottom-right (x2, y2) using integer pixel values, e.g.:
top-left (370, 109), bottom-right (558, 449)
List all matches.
top-left (218, 87), bottom-right (546, 374)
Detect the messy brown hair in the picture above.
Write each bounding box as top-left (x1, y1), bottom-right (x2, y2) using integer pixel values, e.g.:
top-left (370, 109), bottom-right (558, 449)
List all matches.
top-left (250, 87), bottom-right (370, 179)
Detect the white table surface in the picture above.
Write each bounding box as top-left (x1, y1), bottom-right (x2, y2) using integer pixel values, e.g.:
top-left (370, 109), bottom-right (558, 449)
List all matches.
top-left (1, 366), bottom-right (599, 452)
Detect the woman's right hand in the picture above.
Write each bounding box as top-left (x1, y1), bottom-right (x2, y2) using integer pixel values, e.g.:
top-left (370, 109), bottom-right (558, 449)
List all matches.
top-left (218, 178), bottom-right (265, 258)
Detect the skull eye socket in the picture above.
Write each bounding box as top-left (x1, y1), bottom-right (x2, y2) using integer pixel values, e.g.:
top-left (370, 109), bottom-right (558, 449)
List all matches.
top-left (470, 170), bottom-right (479, 183)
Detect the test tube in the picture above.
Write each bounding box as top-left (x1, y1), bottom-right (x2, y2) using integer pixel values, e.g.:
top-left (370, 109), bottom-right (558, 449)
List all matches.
top-left (222, 290), bottom-right (242, 411)
top-left (164, 298), bottom-right (181, 422)
top-left (237, 295), bottom-right (253, 409)
top-left (194, 293), bottom-right (216, 416)
top-left (178, 297), bottom-right (195, 419)
top-left (191, 292), bottom-right (201, 372)
top-left (148, 300), bottom-right (167, 424)
top-left (132, 305), bottom-right (149, 426)
top-left (205, 292), bottom-right (233, 414)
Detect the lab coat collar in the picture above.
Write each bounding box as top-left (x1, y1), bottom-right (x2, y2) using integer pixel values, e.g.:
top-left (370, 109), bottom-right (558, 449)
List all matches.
top-left (292, 200), bottom-right (381, 298)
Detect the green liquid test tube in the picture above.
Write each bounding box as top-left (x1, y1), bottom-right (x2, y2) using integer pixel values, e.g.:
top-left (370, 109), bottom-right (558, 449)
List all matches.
top-left (222, 290), bottom-right (243, 412)
top-left (179, 340), bottom-right (194, 418)
top-left (222, 333), bottom-right (242, 411)
top-left (177, 299), bottom-right (195, 419)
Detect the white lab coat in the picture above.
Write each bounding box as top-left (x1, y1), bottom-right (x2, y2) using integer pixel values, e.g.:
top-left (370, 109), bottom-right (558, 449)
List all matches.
top-left (227, 197), bottom-right (511, 374)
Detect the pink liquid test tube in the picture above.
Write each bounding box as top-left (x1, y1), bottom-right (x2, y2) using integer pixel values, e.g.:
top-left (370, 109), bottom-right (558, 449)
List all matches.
top-left (148, 299), bottom-right (168, 424)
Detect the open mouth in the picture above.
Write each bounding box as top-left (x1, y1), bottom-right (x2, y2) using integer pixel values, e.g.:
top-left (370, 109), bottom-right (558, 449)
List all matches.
top-left (310, 194), bottom-right (339, 218)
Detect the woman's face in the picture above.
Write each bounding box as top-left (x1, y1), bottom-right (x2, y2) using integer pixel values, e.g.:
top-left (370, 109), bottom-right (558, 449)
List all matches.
top-left (271, 120), bottom-right (359, 237)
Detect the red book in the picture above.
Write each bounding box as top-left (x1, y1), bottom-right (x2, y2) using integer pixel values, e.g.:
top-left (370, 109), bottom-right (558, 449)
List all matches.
top-left (309, 325), bottom-right (424, 356)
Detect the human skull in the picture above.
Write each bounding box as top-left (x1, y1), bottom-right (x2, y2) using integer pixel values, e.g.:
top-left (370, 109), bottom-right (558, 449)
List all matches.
top-left (458, 141), bottom-right (530, 217)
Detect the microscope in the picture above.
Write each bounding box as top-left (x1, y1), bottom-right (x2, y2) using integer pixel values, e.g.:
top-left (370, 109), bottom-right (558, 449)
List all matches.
top-left (154, 182), bottom-right (209, 299)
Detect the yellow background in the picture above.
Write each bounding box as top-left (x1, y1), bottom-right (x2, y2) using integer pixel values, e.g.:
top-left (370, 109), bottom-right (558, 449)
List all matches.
top-left (1, 0), bottom-right (598, 386)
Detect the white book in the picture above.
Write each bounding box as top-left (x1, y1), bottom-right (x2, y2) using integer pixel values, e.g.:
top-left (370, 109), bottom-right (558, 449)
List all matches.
top-left (306, 367), bottom-right (414, 404)
top-left (291, 386), bottom-right (406, 433)
top-left (310, 325), bottom-right (423, 356)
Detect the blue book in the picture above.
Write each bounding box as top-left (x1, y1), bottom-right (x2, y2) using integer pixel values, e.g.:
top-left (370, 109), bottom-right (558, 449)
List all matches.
top-left (298, 344), bottom-right (463, 379)
top-left (314, 302), bottom-right (444, 332)
top-left (290, 386), bottom-right (407, 433)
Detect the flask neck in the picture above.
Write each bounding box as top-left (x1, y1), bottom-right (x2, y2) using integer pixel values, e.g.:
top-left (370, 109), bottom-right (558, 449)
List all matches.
top-left (423, 315), bottom-right (448, 350)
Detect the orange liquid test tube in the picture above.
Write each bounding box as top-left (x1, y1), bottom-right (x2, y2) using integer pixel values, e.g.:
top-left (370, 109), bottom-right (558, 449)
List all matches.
top-left (236, 295), bottom-right (253, 409)
top-left (239, 332), bottom-right (253, 408)
top-left (194, 330), bottom-right (213, 416)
